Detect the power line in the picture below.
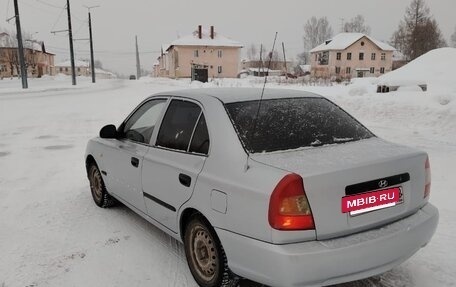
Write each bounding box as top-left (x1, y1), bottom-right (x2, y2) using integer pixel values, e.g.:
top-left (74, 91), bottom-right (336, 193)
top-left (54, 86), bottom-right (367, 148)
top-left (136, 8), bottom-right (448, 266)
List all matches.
top-left (19, 0), bottom-right (59, 16)
top-left (18, 0), bottom-right (84, 24)
top-left (50, 6), bottom-right (66, 31)
top-left (45, 45), bottom-right (160, 55)
top-left (5, 0), bottom-right (11, 21)
top-left (35, 0), bottom-right (63, 9)
top-left (72, 17), bottom-right (87, 37)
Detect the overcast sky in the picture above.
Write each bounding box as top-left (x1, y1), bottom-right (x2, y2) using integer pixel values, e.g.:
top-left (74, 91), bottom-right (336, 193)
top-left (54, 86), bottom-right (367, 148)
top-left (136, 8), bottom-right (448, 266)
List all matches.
top-left (1, 0), bottom-right (455, 75)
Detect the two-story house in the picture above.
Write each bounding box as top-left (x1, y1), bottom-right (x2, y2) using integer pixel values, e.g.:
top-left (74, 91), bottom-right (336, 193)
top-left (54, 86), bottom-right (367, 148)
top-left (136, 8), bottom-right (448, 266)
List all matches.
top-left (156, 25), bottom-right (242, 82)
top-left (310, 33), bottom-right (395, 79)
top-left (0, 33), bottom-right (55, 78)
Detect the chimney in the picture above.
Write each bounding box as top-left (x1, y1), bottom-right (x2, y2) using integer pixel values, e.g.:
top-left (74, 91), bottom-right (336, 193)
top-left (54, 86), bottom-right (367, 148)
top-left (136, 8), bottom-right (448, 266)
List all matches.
top-left (198, 25), bottom-right (202, 39)
top-left (210, 26), bottom-right (214, 39)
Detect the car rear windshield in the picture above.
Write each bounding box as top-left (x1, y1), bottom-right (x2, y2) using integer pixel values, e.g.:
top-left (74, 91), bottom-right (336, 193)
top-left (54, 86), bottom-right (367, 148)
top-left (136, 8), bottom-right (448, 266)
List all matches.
top-left (225, 97), bottom-right (374, 153)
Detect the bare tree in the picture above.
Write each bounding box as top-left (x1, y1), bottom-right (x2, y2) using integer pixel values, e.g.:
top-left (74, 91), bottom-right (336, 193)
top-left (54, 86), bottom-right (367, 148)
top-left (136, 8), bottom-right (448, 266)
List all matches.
top-left (300, 17), bottom-right (333, 66)
top-left (296, 51), bottom-right (309, 64)
top-left (451, 26), bottom-right (456, 48)
top-left (342, 15), bottom-right (371, 34)
top-left (391, 0), bottom-right (446, 60)
top-left (94, 60), bottom-right (103, 69)
top-left (246, 44), bottom-right (258, 60)
top-left (391, 21), bottom-right (408, 54)
top-left (303, 16), bottom-right (333, 51)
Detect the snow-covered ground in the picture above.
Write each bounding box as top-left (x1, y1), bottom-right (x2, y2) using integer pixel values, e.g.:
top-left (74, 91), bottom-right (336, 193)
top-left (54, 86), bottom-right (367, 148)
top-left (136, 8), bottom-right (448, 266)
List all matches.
top-left (1, 74), bottom-right (455, 287)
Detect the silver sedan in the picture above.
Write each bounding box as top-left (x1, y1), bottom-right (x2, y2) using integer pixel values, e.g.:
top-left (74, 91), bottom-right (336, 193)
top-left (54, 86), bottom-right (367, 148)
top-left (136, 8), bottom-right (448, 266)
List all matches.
top-left (85, 88), bottom-right (438, 287)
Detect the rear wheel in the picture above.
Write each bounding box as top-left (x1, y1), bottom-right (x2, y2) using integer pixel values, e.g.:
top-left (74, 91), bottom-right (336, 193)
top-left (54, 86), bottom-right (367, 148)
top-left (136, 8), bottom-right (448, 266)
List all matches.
top-left (88, 164), bottom-right (116, 208)
top-left (184, 215), bottom-right (237, 287)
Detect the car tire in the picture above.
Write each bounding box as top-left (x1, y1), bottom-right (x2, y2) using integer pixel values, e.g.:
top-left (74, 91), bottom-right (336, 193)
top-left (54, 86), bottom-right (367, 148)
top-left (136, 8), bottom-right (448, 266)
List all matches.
top-left (184, 215), bottom-right (238, 287)
top-left (88, 164), bottom-right (116, 208)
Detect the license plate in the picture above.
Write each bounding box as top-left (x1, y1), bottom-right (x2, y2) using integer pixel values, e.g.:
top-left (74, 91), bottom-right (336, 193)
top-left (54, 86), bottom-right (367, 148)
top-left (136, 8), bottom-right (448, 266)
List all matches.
top-left (342, 187), bottom-right (402, 215)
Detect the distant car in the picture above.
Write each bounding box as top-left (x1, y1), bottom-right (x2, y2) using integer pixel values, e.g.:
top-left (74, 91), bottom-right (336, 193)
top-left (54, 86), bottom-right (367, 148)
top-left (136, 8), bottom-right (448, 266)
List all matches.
top-left (129, 75), bottom-right (136, 80)
top-left (85, 88), bottom-right (438, 287)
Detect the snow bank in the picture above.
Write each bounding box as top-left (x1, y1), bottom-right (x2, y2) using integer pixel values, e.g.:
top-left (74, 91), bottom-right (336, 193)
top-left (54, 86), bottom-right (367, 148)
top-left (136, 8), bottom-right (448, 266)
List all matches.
top-left (348, 77), bottom-right (378, 96)
top-left (378, 48), bottom-right (456, 91)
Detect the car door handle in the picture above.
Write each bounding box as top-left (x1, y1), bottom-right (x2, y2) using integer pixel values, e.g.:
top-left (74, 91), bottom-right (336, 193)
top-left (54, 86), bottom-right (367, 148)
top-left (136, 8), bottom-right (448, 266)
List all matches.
top-left (131, 157), bottom-right (139, 168)
top-left (179, 173), bottom-right (191, 187)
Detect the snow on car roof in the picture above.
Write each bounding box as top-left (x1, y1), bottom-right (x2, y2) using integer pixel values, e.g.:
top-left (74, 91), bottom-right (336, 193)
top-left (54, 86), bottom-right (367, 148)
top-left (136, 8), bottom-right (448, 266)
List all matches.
top-left (310, 33), bottom-right (395, 53)
top-left (152, 88), bottom-right (322, 104)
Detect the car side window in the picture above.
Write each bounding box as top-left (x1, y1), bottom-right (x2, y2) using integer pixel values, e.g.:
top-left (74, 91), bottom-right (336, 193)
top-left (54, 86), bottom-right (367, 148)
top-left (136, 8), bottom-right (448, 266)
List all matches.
top-left (189, 114), bottom-right (209, 155)
top-left (156, 100), bottom-right (201, 152)
top-left (122, 99), bottom-right (167, 144)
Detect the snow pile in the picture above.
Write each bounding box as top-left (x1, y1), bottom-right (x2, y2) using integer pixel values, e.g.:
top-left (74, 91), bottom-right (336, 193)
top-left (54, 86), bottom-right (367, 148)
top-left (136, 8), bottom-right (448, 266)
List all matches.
top-left (348, 78), bottom-right (378, 96)
top-left (378, 48), bottom-right (456, 90)
top-left (52, 73), bottom-right (72, 81)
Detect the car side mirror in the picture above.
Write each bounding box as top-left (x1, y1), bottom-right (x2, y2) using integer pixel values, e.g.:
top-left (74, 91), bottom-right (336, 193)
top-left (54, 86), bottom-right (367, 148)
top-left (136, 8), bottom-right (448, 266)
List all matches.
top-left (100, 124), bottom-right (118, 139)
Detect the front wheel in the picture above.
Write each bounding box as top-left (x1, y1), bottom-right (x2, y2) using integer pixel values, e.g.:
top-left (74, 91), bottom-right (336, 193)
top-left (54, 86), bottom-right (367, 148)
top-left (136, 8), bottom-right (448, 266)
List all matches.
top-left (88, 164), bottom-right (116, 208)
top-left (184, 215), bottom-right (237, 287)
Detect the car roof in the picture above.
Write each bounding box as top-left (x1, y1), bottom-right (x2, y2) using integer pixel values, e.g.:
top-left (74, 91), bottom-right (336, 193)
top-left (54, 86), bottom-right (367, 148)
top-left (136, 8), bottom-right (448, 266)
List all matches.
top-left (151, 88), bottom-right (323, 104)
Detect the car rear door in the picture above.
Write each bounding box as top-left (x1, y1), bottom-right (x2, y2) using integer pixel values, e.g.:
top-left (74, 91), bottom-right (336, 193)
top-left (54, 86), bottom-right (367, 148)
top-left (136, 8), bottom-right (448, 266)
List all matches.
top-left (101, 98), bottom-right (168, 214)
top-left (141, 98), bottom-right (210, 232)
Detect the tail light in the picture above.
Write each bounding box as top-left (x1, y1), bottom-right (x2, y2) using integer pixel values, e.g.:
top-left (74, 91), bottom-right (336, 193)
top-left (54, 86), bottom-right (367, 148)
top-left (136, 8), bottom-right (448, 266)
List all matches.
top-left (424, 156), bottom-right (431, 198)
top-left (268, 174), bottom-right (315, 230)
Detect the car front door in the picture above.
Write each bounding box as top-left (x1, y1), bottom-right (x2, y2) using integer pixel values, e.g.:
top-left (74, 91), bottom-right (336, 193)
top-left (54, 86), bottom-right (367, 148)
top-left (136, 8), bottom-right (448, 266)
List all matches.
top-left (142, 98), bottom-right (210, 232)
top-left (101, 98), bottom-right (167, 214)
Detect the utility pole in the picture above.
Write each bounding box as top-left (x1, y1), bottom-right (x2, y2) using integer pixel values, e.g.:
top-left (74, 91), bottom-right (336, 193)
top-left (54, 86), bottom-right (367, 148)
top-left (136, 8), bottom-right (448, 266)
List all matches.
top-left (13, 0), bottom-right (28, 89)
top-left (88, 12), bottom-right (95, 83)
top-left (85, 6), bottom-right (99, 83)
top-left (282, 42), bottom-right (288, 80)
top-left (135, 36), bottom-right (141, 80)
top-left (259, 44), bottom-right (263, 76)
top-left (66, 0), bottom-right (76, 85)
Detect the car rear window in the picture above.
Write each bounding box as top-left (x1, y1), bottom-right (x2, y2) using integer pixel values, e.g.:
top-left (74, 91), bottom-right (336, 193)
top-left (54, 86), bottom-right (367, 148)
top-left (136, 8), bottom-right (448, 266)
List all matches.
top-left (225, 97), bottom-right (374, 153)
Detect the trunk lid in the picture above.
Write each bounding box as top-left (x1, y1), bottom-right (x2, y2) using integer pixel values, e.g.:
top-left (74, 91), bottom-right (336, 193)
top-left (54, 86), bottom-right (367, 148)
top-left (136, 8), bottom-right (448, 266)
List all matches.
top-left (252, 137), bottom-right (428, 240)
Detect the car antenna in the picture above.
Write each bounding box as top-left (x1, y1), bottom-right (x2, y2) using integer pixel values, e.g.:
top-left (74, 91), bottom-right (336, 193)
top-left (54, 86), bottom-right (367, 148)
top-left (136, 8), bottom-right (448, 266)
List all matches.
top-left (245, 32), bottom-right (278, 171)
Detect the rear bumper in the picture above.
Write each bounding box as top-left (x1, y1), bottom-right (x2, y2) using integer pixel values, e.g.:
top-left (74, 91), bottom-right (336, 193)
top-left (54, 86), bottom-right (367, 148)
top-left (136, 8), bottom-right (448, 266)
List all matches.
top-left (216, 203), bottom-right (438, 287)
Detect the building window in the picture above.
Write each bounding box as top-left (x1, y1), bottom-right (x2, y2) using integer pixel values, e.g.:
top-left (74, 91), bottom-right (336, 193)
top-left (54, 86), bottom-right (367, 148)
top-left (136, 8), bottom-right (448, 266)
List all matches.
top-left (361, 41), bottom-right (365, 46)
top-left (380, 67), bottom-right (385, 74)
top-left (77, 67), bottom-right (81, 72)
top-left (359, 53), bottom-right (364, 60)
top-left (347, 53), bottom-right (352, 60)
top-left (370, 67), bottom-right (375, 74)
top-left (315, 54), bottom-right (318, 61)
top-left (218, 66), bottom-right (222, 73)
top-left (318, 51), bottom-right (329, 65)
top-left (65, 67), bottom-right (68, 72)
top-left (336, 53), bottom-right (341, 60)
top-left (371, 53), bottom-right (376, 60)
top-left (346, 67), bottom-right (351, 74)
top-left (217, 50), bottom-right (222, 58)
top-left (381, 53), bottom-right (386, 60)
top-left (335, 67), bottom-right (341, 74)
top-left (194, 50), bottom-right (199, 57)
top-left (0, 64), bottom-right (6, 72)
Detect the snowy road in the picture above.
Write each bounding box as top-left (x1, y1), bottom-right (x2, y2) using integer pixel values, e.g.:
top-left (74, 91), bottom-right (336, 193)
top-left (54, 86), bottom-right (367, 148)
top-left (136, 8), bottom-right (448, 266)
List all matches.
top-left (1, 77), bottom-right (455, 287)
